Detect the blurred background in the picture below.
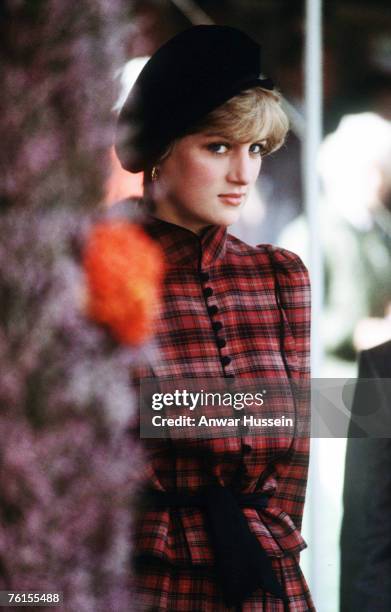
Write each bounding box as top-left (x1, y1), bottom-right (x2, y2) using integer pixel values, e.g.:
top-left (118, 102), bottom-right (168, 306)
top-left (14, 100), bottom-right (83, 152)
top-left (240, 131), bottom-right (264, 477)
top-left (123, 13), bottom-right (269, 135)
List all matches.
top-left (1, 0), bottom-right (390, 610)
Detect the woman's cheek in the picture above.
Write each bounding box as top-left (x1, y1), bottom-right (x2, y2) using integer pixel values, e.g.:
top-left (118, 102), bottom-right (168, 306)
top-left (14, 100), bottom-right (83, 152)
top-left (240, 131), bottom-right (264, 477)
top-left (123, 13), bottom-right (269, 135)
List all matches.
top-left (192, 159), bottom-right (223, 185)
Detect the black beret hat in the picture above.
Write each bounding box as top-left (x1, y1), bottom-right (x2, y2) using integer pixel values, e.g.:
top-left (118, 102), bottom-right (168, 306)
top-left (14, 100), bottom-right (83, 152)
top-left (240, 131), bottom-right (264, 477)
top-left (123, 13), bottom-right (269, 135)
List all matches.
top-left (115, 25), bottom-right (273, 173)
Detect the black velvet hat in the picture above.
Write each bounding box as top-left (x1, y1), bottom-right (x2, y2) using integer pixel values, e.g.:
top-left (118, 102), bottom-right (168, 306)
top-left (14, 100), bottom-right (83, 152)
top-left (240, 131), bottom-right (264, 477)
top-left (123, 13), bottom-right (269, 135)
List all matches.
top-left (115, 25), bottom-right (273, 173)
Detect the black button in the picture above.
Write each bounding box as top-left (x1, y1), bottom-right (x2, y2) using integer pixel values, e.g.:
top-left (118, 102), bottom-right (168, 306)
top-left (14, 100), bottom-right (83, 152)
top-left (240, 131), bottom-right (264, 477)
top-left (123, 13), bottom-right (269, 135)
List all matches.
top-left (221, 356), bottom-right (232, 366)
top-left (203, 287), bottom-right (213, 298)
top-left (207, 305), bottom-right (218, 316)
top-left (212, 321), bottom-right (223, 332)
top-left (217, 338), bottom-right (226, 349)
top-left (199, 271), bottom-right (210, 282)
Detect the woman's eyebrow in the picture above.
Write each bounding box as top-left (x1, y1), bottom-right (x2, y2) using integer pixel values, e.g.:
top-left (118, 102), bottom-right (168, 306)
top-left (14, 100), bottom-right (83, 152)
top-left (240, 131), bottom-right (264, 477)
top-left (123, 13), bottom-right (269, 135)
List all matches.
top-left (202, 132), bottom-right (229, 138)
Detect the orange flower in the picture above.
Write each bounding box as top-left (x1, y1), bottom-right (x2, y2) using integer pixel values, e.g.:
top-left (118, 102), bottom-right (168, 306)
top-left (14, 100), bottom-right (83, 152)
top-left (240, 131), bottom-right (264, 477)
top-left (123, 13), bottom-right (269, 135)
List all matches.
top-left (83, 222), bottom-right (165, 345)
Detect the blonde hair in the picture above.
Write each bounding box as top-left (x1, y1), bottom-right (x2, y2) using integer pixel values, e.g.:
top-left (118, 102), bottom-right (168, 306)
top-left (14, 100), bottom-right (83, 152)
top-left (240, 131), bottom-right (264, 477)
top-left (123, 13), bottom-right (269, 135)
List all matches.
top-left (187, 87), bottom-right (289, 155)
top-left (145, 87), bottom-right (289, 187)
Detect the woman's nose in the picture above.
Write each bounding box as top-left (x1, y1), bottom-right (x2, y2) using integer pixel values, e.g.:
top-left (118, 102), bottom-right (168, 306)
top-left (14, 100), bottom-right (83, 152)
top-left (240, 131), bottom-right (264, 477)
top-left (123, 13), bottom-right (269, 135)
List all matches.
top-left (227, 150), bottom-right (259, 185)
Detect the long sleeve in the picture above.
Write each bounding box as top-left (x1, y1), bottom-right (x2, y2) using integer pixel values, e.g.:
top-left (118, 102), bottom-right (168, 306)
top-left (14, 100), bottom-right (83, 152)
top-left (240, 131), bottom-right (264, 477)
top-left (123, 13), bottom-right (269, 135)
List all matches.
top-left (264, 245), bottom-right (311, 531)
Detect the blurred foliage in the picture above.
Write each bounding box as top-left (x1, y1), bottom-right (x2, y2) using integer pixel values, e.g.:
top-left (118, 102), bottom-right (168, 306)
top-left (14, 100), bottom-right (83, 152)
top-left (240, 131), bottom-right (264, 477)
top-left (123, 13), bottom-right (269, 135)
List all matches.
top-left (0, 2), bottom-right (146, 610)
top-left (0, 0), bottom-right (127, 212)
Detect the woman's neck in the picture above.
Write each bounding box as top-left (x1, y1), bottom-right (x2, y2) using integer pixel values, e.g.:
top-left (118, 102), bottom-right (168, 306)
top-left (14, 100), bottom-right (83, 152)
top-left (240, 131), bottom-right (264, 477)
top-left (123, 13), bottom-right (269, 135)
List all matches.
top-left (141, 196), bottom-right (209, 236)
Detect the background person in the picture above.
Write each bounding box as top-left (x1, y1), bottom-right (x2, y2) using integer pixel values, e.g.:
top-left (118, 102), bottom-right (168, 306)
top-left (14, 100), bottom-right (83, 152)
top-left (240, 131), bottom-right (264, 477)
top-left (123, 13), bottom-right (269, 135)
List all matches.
top-left (340, 340), bottom-right (391, 612)
top-left (279, 112), bottom-right (391, 374)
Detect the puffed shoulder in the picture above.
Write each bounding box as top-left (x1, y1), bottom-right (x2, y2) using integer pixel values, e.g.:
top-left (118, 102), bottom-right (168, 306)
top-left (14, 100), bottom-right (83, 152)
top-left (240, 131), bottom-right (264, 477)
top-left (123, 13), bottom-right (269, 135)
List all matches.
top-left (225, 235), bottom-right (310, 286)
top-left (257, 245), bottom-right (311, 378)
top-left (258, 243), bottom-right (310, 278)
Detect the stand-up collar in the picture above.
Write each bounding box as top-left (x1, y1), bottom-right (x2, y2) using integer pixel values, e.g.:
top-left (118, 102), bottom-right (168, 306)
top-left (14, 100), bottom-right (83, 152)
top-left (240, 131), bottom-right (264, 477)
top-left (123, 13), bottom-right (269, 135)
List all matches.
top-left (143, 215), bottom-right (227, 270)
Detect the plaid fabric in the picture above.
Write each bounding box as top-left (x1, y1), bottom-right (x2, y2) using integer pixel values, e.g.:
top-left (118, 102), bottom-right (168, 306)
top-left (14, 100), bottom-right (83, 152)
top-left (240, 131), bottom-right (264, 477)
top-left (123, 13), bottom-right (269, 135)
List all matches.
top-left (133, 217), bottom-right (314, 611)
top-left (133, 555), bottom-right (313, 611)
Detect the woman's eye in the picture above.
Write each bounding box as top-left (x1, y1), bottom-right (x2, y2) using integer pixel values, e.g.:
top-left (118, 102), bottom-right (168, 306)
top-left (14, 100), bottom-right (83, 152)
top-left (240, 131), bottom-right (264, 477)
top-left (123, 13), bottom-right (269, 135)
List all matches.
top-left (250, 142), bottom-right (266, 156)
top-left (207, 143), bottom-right (229, 154)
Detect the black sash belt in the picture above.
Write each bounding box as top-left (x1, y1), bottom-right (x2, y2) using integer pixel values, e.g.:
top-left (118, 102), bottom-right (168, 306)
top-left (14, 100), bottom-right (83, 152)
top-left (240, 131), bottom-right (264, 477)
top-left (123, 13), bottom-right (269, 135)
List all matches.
top-left (143, 485), bottom-right (288, 607)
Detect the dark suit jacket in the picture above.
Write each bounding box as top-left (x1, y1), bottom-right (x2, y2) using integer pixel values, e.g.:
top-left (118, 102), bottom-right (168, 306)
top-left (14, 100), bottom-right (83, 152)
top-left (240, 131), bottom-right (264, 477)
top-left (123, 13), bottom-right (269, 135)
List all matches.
top-left (340, 340), bottom-right (391, 612)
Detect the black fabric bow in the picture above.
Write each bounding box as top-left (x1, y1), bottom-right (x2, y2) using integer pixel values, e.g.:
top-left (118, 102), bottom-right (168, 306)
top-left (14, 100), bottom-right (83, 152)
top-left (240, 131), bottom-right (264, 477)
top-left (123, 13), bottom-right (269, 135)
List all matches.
top-left (144, 485), bottom-right (287, 607)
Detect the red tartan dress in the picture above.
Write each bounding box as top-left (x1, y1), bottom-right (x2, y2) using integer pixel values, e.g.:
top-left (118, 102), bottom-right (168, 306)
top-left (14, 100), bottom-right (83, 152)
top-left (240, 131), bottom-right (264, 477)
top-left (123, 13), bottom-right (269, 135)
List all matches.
top-left (133, 216), bottom-right (315, 611)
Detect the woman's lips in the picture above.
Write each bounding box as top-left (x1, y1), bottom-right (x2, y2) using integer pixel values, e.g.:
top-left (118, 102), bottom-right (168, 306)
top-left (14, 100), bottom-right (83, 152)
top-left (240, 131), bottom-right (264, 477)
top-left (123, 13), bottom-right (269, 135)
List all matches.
top-left (218, 193), bottom-right (245, 206)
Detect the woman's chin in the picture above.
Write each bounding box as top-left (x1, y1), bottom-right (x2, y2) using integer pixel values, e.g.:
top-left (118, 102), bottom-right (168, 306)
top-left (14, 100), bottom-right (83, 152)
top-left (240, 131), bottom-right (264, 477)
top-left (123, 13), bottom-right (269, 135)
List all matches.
top-left (213, 210), bottom-right (242, 227)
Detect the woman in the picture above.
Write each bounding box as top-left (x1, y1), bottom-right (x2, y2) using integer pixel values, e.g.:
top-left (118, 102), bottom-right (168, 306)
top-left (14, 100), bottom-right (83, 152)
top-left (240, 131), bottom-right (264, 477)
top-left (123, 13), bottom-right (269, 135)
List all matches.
top-left (116, 25), bottom-right (313, 611)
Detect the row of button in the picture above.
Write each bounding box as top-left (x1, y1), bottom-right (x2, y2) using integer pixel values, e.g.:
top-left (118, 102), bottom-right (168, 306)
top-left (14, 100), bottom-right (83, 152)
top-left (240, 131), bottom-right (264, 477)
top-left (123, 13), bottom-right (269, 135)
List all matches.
top-left (200, 270), bottom-right (232, 369)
